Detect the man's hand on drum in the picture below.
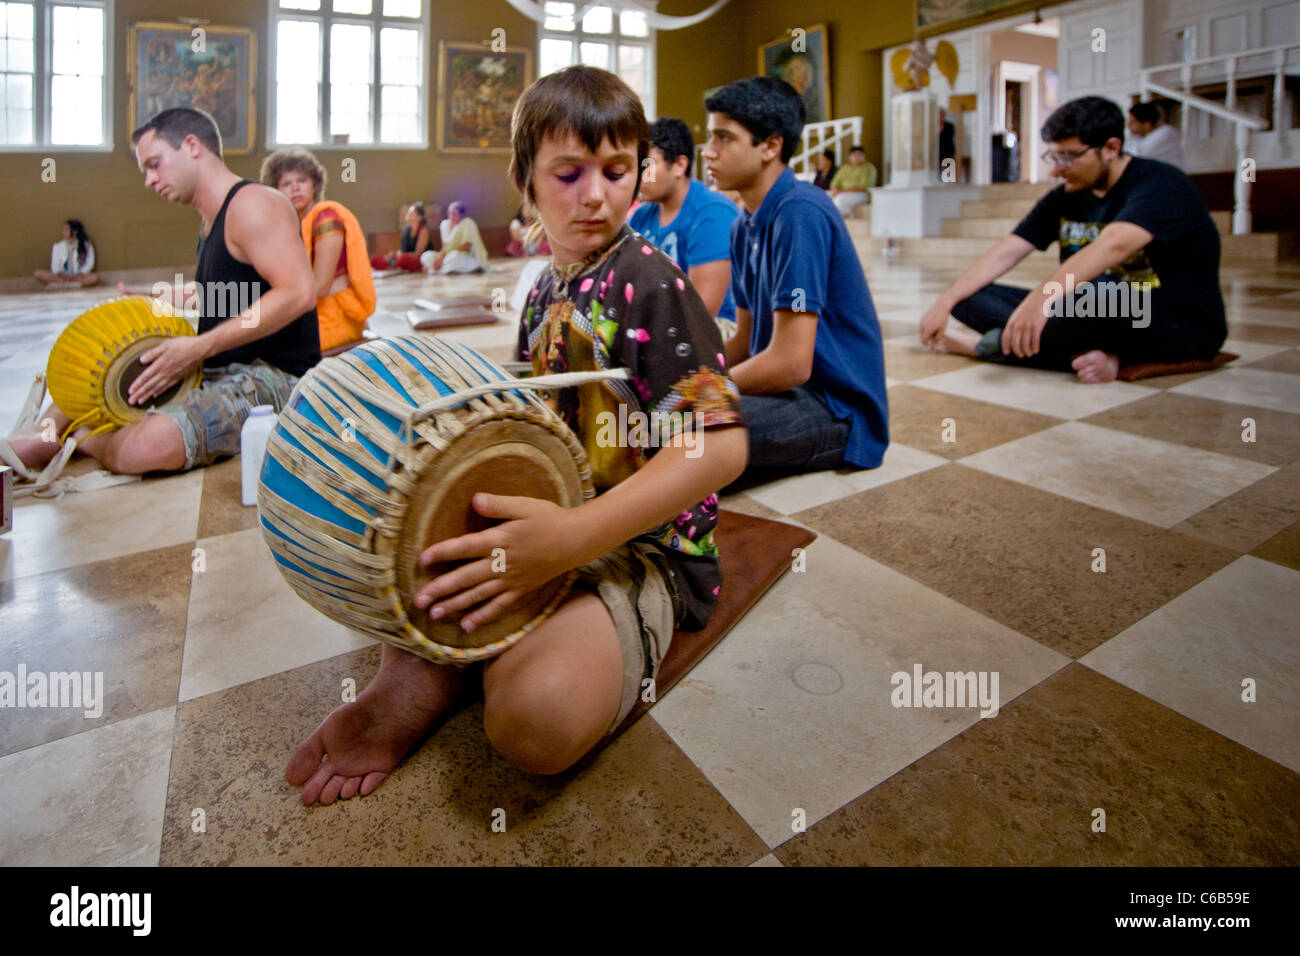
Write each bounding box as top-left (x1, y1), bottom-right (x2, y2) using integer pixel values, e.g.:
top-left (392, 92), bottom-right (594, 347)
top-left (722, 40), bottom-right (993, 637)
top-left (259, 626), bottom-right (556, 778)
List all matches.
top-left (414, 493), bottom-right (578, 633)
top-left (129, 336), bottom-right (206, 405)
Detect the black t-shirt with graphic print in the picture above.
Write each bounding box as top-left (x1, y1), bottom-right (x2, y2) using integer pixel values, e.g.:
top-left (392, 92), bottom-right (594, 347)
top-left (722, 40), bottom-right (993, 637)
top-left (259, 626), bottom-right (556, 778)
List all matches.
top-left (1012, 156), bottom-right (1226, 349)
top-left (517, 224), bottom-right (744, 631)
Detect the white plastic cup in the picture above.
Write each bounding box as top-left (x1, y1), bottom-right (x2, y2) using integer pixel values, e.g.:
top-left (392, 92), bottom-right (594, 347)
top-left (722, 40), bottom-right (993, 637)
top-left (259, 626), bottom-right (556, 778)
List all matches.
top-left (240, 405), bottom-right (276, 508)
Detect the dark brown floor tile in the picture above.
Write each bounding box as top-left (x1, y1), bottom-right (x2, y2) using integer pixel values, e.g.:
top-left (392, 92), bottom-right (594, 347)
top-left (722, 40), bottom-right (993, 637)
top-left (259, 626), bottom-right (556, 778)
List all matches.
top-left (159, 647), bottom-right (767, 865)
top-left (716, 492), bottom-right (788, 523)
top-left (1081, 392), bottom-right (1300, 467)
top-left (196, 456), bottom-right (259, 539)
top-left (0, 543), bottom-right (192, 757)
top-left (1174, 461), bottom-right (1300, 552)
top-left (1242, 348), bottom-right (1300, 375)
top-left (1250, 519), bottom-right (1300, 571)
top-left (776, 664), bottom-right (1300, 866)
top-left (887, 384), bottom-right (1062, 460)
top-left (793, 465), bottom-right (1237, 658)
top-left (882, 344), bottom-right (977, 382)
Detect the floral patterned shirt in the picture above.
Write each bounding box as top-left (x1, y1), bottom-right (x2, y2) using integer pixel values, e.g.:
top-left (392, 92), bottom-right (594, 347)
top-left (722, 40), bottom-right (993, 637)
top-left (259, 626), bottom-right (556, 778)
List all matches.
top-left (517, 224), bottom-right (743, 629)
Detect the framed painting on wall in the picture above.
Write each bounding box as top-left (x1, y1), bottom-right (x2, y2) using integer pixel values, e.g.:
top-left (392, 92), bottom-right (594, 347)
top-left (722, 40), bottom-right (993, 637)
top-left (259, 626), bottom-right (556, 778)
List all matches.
top-left (758, 24), bottom-right (831, 125)
top-left (127, 22), bottom-right (255, 155)
top-left (436, 42), bottom-right (534, 152)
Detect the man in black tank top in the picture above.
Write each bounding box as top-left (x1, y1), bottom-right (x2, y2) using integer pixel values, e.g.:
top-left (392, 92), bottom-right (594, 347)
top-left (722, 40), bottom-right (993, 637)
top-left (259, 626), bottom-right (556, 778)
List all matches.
top-left (6, 108), bottom-right (320, 480)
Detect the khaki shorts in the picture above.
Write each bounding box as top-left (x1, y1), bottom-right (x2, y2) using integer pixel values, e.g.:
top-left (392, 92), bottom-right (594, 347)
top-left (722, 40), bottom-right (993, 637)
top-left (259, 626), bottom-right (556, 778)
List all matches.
top-left (575, 540), bottom-right (680, 735)
top-left (150, 361), bottom-right (300, 470)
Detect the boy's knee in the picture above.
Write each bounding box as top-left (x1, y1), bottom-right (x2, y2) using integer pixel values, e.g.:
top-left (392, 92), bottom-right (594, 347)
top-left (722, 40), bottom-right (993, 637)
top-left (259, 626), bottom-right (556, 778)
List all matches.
top-left (483, 672), bottom-right (586, 775)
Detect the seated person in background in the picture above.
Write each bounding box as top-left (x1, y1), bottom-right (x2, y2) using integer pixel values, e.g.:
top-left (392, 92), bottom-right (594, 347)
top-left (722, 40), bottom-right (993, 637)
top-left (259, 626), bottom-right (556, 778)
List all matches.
top-left (34, 219), bottom-right (99, 289)
top-left (262, 147), bottom-right (375, 352)
top-left (920, 96), bottom-right (1225, 383)
top-left (1127, 101), bottom-right (1185, 170)
top-left (812, 149), bottom-right (837, 190)
top-left (507, 203), bottom-right (551, 257)
top-left (630, 116), bottom-right (738, 323)
top-left (704, 77), bottom-right (889, 475)
top-left (430, 201), bottom-right (488, 273)
top-left (828, 145), bottom-right (877, 216)
top-left (370, 202), bottom-right (431, 272)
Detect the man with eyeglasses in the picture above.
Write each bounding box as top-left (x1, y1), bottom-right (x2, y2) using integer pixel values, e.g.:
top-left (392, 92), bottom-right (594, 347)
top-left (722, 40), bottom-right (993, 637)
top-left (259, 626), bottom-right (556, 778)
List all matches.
top-left (919, 96), bottom-right (1225, 383)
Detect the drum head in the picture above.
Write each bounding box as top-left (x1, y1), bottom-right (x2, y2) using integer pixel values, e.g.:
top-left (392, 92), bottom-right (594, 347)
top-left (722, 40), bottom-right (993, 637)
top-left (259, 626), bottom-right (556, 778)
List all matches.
top-left (103, 336), bottom-right (201, 423)
top-left (391, 416), bottom-right (588, 650)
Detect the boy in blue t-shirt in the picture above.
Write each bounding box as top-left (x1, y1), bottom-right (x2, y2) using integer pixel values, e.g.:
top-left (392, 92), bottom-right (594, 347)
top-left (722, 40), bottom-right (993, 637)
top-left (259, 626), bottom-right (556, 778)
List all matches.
top-left (630, 117), bottom-right (737, 321)
top-left (702, 77), bottom-right (889, 472)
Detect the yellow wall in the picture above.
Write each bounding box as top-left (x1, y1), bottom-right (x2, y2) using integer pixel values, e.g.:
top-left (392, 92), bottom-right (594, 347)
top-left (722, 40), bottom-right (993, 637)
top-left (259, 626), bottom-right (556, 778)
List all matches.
top-left (657, 0), bottom-right (919, 167)
top-left (0, 0), bottom-right (537, 278)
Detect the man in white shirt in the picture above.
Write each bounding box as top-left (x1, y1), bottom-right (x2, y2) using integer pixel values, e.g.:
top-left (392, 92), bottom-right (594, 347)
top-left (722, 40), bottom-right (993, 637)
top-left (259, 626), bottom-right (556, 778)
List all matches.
top-left (1127, 102), bottom-right (1185, 169)
top-left (426, 201), bottom-right (488, 273)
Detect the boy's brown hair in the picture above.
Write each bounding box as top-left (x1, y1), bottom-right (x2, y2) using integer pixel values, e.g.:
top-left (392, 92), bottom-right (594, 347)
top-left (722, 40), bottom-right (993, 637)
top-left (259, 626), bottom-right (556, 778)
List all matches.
top-left (509, 65), bottom-right (650, 205)
top-left (259, 147), bottom-right (328, 203)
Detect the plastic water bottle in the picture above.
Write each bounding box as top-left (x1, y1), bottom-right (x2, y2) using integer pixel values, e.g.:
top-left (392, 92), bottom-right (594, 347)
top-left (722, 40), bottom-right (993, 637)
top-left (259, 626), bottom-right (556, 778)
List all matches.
top-left (240, 405), bottom-right (276, 507)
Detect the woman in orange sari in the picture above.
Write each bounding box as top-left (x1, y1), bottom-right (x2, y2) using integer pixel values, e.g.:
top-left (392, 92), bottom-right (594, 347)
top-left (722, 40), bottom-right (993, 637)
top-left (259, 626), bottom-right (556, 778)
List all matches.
top-left (261, 148), bottom-right (376, 352)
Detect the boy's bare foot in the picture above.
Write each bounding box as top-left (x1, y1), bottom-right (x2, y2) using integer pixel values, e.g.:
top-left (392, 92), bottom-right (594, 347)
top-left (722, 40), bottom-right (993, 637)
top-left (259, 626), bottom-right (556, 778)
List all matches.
top-left (285, 647), bottom-right (467, 806)
top-left (931, 326), bottom-right (980, 356)
top-left (1072, 350), bottom-right (1121, 383)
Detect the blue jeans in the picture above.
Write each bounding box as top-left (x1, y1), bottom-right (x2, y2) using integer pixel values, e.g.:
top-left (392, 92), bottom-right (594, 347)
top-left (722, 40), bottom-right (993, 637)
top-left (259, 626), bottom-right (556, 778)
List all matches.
top-left (739, 387), bottom-right (850, 473)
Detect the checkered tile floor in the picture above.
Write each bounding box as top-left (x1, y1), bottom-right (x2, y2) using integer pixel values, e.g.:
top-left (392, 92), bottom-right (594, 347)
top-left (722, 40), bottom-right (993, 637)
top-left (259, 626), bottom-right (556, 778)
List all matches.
top-left (1, 255), bottom-right (1297, 866)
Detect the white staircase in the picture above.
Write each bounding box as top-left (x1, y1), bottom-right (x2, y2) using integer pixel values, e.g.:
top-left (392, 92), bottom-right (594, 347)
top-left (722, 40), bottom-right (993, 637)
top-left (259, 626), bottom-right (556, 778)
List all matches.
top-left (846, 183), bottom-right (1291, 269)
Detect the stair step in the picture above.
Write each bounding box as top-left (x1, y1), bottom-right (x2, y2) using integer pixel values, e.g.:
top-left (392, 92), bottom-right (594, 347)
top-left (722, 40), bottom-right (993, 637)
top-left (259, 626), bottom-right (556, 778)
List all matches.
top-left (960, 198), bottom-right (1038, 218)
top-left (941, 218), bottom-right (1023, 238)
top-left (978, 182), bottom-right (1054, 200)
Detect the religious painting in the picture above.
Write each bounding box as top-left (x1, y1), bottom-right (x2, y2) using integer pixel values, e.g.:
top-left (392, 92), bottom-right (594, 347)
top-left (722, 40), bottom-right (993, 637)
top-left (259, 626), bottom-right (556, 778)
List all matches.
top-left (128, 22), bottom-right (255, 155)
top-left (758, 24), bottom-right (831, 125)
top-left (436, 42), bottom-right (533, 152)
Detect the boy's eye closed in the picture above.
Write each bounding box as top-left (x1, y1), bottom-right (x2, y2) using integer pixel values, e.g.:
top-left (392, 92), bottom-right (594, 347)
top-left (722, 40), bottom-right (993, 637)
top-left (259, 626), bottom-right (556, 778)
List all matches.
top-left (557, 170), bottom-right (581, 184)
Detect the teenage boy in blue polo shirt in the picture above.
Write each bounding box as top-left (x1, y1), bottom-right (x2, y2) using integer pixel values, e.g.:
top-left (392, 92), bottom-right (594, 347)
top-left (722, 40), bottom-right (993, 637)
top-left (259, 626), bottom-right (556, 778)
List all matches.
top-left (702, 76), bottom-right (889, 472)
top-left (630, 116), bottom-right (738, 321)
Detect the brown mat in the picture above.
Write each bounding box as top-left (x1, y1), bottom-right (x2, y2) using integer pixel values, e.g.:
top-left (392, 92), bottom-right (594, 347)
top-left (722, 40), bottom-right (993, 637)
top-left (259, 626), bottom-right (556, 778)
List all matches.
top-left (576, 509), bottom-right (816, 766)
top-left (1117, 351), bottom-right (1237, 381)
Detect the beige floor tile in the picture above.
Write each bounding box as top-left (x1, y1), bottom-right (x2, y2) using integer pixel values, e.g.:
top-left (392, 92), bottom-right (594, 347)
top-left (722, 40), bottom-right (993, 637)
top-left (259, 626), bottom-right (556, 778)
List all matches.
top-left (960, 421), bottom-right (1276, 528)
top-left (1174, 461), bottom-right (1300, 552)
top-left (749, 853), bottom-right (784, 866)
top-left (160, 647), bottom-right (766, 865)
top-left (794, 464), bottom-right (1238, 658)
top-left (649, 533), bottom-right (1068, 848)
top-left (196, 456), bottom-right (260, 539)
top-left (0, 469), bottom-right (202, 582)
top-left (1171, 367), bottom-right (1300, 415)
top-left (0, 542), bottom-right (191, 757)
top-left (776, 665), bottom-right (1300, 865)
top-left (911, 362), bottom-right (1154, 419)
top-left (179, 527), bottom-right (371, 701)
top-left (1083, 556), bottom-right (1300, 772)
top-left (0, 706), bottom-right (174, 866)
top-left (740, 443), bottom-right (949, 515)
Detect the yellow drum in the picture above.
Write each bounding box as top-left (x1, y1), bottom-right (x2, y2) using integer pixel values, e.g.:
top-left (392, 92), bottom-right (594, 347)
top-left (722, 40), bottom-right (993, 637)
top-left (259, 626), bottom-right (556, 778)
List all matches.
top-left (46, 296), bottom-right (202, 441)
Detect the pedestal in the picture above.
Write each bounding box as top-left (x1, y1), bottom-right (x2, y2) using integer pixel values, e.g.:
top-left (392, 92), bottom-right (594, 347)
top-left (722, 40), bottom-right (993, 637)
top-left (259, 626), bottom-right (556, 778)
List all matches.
top-left (869, 183), bottom-right (981, 239)
top-left (891, 91), bottom-right (940, 187)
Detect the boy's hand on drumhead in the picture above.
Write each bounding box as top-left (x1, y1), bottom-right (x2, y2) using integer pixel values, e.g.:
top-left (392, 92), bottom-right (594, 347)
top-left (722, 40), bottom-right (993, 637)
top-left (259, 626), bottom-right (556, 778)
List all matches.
top-left (129, 337), bottom-right (204, 405)
top-left (413, 493), bottom-right (578, 632)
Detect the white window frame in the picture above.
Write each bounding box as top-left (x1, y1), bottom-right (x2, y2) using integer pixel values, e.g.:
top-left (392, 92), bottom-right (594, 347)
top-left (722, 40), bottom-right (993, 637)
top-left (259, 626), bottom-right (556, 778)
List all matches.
top-left (0, 0), bottom-right (113, 152)
top-left (267, 0), bottom-right (430, 150)
top-left (538, 1), bottom-right (657, 119)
